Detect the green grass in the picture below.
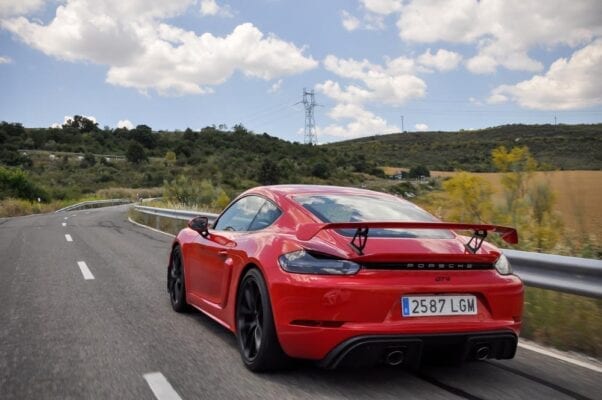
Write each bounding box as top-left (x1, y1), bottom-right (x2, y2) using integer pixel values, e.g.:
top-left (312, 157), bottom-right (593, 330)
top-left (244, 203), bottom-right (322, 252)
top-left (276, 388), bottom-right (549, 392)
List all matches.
top-left (521, 287), bottom-right (602, 357)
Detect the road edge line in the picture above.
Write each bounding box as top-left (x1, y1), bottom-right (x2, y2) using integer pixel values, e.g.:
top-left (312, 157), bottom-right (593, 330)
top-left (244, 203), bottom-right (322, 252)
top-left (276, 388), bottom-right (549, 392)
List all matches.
top-left (128, 217), bottom-right (175, 238)
top-left (518, 340), bottom-right (602, 373)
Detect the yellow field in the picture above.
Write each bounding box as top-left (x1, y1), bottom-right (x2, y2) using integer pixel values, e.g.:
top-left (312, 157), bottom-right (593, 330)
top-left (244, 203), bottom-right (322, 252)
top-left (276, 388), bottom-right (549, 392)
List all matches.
top-left (431, 170), bottom-right (602, 240)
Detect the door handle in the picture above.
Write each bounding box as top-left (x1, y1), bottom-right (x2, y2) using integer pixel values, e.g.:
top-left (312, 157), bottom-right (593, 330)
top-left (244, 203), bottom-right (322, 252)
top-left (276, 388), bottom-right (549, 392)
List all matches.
top-left (218, 250), bottom-right (228, 257)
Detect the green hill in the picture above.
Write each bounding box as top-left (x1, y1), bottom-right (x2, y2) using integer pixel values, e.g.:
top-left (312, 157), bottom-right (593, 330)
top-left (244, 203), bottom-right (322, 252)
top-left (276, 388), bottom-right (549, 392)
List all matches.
top-left (325, 124), bottom-right (602, 171)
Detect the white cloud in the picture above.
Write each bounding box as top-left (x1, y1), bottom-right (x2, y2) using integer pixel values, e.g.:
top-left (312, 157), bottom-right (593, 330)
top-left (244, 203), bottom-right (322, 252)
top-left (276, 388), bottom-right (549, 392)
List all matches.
top-left (318, 103), bottom-right (398, 139)
top-left (417, 48), bottom-right (462, 72)
top-left (489, 40), bottom-right (602, 110)
top-left (486, 93), bottom-right (508, 105)
top-left (268, 79), bottom-right (282, 93)
top-left (319, 54), bottom-right (426, 105)
top-left (397, 0), bottom-right (602, 73)
top-left (199, 0), bottom-right (232, 17)
top-left (468, 96), bottom-right (483, 106)
top-left (414, 123), bottom-right (428, 131)
top-left (1, 0), bottom-right (317, 95)
top-left (0, 0), bottom-right (45, 17)
top-left (341, 10), bottom-right (360, 32)
top-left (341, 1), bottom-right (400, 31)
top-left (315, 53), bottom-right (425, 139)
top-left (117, 119), bottom-right (134, 129)
top-left (0, 55), bottom-right (12, 63)
top-left (360, 0), bottom-right (402, 15)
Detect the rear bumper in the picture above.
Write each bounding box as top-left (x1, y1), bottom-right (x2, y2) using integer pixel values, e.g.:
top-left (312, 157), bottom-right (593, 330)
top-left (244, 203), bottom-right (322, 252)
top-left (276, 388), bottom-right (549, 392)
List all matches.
top-left (319, 331), bottom-right (518, 369)
top-left (270, 269), bottom-right (523, 360)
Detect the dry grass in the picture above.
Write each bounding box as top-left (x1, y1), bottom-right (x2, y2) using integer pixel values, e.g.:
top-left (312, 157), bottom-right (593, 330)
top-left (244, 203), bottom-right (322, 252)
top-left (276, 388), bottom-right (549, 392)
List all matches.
top-left (431, 170), bottom-right (602, 241)
top-left (0, 198), bottom-right (69, 217)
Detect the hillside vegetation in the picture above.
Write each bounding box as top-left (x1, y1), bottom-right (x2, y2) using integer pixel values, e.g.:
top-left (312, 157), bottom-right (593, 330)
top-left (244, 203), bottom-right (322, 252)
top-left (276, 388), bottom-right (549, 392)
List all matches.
top-left (1, 119), bottom-right (600, 221)
top-left (326, 124), bottom-right (602, 171)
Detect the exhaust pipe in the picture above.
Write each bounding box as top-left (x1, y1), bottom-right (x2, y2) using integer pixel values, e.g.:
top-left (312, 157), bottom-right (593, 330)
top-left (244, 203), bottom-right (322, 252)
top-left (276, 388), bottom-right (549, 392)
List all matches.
top-left (476, 346), bottom-right (490, 360)
top-left (385, 350), bottom-right (405, 366)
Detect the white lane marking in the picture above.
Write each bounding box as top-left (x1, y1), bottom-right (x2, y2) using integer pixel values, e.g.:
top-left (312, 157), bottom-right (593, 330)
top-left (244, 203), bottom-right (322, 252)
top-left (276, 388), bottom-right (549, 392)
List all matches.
top-left (65, 234), bottom-right (73, 242)
top-left (77, 261), bottom-right (94, 280)
top-left (64, 217), bottom-right (68, 220)
top-left (518, 341), bottom-right (602, 373)
top-left (62, 222), bottom-right (67, 227)
top-left (144, 372), bottom-right (183, 400)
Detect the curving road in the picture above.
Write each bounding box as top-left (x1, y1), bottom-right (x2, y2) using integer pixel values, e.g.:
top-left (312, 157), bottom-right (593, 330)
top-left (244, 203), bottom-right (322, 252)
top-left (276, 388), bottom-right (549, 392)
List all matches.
top-left (0, 206), bottom-right (600, 399)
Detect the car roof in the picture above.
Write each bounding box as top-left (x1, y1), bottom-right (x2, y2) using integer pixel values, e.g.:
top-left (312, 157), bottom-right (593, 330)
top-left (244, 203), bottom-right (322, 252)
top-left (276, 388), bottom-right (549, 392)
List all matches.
top-left (252, 184), bottom-right (391, 198)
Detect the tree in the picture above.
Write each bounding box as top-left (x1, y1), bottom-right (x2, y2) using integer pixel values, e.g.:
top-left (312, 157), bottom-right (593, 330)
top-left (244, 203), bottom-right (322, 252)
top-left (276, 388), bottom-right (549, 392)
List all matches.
top-left (80, 153), bottom-right (96, 168)
top-left (408, 165), bottom-right (430, 179)
top-left (311, 162), bottom-right (330, 179)
top-left (233, 123), bottom-right (248, 135)
top-left (212, 189), bottom-right (231, 210)
top-left (164, 151), bottom-right (176, 166)
top-left (491, 146), bottom-right (562, 252)
top-left (492, 145), bottom-right (537, 219)
top-left (442, 172), bottom-right (494, 223)
top-left (126, 142), bottom-right (147, 163)
top-left (258, 159), bottom-right (279, 185)
top-left (528, 182), bottom-right (563, 252)
top-left (62, 115), bottom-right (98, 133)
top-left (131, 124), bottom-right (157, 149)
top-left (0, 166), bottom-right (47, 201)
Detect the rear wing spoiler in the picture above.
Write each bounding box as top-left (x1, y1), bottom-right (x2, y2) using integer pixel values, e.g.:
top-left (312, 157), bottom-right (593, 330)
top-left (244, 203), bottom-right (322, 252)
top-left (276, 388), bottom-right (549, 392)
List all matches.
top-left (296, 221), bottom-right (518, 255)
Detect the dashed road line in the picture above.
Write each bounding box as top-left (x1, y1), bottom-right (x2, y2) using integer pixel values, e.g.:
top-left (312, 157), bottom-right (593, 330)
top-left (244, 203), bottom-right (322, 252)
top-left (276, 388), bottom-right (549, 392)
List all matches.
top-left (77, 261), bottom-right (94, 280)
top-left (64, 217), bottom-right (68, 220)
top-left (62, 222), bottom-right (67, 227)
top-left (144, 372), bottom-right (183, 400)
top-left (65, 234), bottom-right (73, 242)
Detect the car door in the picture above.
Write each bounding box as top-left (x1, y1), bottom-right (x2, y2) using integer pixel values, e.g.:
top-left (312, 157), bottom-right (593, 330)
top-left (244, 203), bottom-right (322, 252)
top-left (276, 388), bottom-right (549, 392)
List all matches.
top-left (187, 196), bottom-right (266, 307)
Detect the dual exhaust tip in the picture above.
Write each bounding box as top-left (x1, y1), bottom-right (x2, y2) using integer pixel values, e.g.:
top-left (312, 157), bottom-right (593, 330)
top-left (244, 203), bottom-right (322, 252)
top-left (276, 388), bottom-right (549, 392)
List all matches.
top-left (384, 345), bottom-right (490, 366)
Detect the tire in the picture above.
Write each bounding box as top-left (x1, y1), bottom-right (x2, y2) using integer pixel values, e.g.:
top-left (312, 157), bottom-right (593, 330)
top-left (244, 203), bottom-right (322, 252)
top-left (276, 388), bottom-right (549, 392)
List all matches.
top-left (168, 246), bottom-right (188, 312)
top-left (236, 268), bottom-right (288, 372)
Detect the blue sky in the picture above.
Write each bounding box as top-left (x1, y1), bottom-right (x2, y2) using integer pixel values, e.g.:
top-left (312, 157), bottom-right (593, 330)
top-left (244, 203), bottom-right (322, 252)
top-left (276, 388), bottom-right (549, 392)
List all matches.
top-left (1, 0), bottom-right (601, 143)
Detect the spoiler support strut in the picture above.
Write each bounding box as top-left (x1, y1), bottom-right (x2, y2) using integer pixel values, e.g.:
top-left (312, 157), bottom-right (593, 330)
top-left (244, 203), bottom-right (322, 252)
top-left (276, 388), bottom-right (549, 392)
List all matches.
top-left (465, 229), bottom-right (488, 254)
top-left (350, 227), bottom-right (369, 255)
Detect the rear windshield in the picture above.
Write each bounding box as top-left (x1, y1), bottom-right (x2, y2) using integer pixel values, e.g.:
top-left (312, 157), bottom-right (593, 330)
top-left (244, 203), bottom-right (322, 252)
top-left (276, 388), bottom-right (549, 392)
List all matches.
top-left (294, 194), bottom-right (453, 239)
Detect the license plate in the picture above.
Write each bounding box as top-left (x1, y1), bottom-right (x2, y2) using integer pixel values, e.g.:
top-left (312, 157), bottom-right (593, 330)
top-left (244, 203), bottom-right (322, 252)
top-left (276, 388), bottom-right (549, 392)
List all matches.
top-left (402, 295), bottom-right (477, 317)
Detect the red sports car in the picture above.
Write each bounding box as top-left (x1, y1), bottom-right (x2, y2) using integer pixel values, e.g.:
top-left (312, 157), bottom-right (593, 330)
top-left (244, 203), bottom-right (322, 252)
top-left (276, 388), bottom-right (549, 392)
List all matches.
top-left (167, 185), bottom-right (523, 371)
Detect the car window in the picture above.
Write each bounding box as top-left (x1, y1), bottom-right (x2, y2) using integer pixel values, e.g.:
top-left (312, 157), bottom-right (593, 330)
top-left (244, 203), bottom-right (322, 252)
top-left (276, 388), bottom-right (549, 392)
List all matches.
top-left (248, 200), bottom-right (282, 231)
top-left (214, 196), bottom-right (266, 231)
top-left (294, 194), bottom-right (453, 239)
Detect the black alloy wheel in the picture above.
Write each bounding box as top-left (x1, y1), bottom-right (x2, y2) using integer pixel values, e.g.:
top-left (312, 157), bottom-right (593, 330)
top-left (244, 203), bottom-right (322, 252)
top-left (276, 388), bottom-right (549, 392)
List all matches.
top-left (236, 268), bottom-right (288, 372)
top-left (168, 246), bottom-right (188, 312)
top-left (238, 276), bottom-right (263, 360)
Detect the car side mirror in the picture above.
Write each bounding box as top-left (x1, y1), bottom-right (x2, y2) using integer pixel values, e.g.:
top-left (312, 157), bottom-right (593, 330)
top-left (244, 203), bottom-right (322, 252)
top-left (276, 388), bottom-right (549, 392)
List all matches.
top-left (188, 216), bottom-right (209, 237)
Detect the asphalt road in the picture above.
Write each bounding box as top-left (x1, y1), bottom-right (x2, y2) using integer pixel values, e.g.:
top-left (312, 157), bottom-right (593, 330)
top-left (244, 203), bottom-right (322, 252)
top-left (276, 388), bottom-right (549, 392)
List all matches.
top-left (0, 206), bottom-right (600, 400)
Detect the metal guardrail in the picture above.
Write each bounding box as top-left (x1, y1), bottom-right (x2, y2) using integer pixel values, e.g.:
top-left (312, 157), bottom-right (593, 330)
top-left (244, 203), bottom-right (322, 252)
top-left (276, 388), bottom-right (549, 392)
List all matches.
top-left (56, 199), bottom-right (132, 213)
top-left (132, 205), bottom-right (602, 299)
top-left (133, 205), bottom-right (218, 223)
top-left (503, 249), bottom-right (602, 299)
